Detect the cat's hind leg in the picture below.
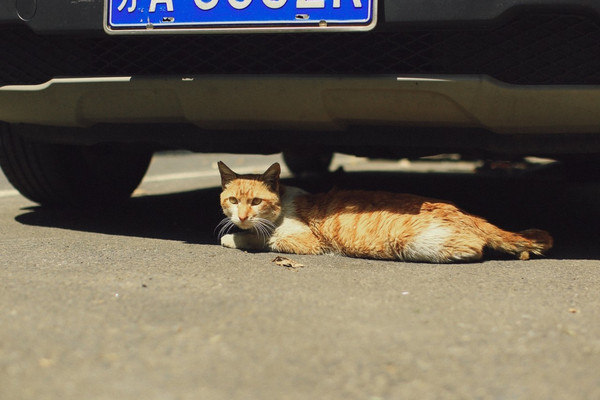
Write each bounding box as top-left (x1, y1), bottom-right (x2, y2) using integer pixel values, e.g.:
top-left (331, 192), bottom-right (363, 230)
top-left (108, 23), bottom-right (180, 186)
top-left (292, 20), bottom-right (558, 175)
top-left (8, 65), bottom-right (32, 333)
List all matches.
top-left (403, 243), bottom-right (484, 263)
top-left (442, 232), bottom-right (487, 263)
top-left (397, 225), bottom-right (486, 263)
top-left (444, 245), bottom-right (485, 262)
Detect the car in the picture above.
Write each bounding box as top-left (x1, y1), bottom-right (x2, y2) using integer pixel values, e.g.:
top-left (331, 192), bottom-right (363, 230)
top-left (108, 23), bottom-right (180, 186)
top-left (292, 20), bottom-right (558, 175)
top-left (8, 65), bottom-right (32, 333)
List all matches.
top-left (0, 0), bottom-right (599, 207)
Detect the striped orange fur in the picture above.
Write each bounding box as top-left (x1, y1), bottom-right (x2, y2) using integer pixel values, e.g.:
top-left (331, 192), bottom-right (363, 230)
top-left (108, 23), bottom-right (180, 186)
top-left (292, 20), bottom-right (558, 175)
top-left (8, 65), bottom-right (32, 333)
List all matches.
top-left (217, 162), bottom-right (553, 263)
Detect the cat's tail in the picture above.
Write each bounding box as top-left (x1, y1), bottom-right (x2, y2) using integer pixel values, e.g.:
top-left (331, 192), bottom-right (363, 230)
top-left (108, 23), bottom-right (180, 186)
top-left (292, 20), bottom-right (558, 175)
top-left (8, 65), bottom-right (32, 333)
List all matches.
top-left (483, 224), bottom-right (553, 260)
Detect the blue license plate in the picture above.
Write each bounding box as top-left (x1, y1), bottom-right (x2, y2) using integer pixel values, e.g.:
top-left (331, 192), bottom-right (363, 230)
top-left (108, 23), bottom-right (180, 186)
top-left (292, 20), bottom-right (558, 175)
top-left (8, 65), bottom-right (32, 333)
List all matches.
top-left (106, 0), bottom-right (376, 33)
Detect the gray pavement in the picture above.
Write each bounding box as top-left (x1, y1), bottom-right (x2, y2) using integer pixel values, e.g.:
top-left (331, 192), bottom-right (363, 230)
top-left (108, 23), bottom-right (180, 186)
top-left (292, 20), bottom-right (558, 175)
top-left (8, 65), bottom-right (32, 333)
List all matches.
top-left (1, 153), bottom-right (599, 400)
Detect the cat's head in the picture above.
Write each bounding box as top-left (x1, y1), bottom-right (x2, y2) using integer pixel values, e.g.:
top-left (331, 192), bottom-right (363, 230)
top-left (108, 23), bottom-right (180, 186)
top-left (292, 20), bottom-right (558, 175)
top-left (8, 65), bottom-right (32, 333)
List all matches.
top-left (217, 161), bottom-right (282, 231)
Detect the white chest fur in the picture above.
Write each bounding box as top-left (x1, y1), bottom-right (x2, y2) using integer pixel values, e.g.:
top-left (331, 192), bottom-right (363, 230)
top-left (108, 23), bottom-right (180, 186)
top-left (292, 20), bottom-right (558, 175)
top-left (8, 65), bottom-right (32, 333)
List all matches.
top-left (267, 186), bottom-right (313, 245)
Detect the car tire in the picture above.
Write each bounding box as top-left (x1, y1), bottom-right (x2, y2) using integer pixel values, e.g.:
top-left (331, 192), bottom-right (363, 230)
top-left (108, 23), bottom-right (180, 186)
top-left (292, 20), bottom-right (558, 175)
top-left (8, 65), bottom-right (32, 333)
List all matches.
top-left (282, 151), bottom-right (333, 176)
top-left (0, 124), bottom-right (152, 207)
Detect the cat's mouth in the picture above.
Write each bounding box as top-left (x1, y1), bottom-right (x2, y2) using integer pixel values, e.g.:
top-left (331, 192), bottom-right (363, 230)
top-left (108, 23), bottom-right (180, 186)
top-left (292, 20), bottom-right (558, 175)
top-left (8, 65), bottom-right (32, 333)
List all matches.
top-left (216, 216), bottom-right (276, 241)
top-left (241, 217), bottom-right (276, 239)
top-left (235, 220), bottom-right (253, 230)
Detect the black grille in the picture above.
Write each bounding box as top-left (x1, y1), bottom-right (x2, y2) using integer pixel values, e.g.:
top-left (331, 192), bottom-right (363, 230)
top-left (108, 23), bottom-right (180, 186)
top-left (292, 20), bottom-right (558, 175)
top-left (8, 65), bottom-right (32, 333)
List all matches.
top-left (1, 12), bottom-right (600, 85)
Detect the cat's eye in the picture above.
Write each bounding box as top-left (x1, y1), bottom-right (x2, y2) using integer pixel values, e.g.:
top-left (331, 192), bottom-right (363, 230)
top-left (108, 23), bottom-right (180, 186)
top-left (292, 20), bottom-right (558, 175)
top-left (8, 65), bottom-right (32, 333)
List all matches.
top-left (228, 197), bottom-right (238, 204)
top-left (251, 198), bottom-right (262, 206)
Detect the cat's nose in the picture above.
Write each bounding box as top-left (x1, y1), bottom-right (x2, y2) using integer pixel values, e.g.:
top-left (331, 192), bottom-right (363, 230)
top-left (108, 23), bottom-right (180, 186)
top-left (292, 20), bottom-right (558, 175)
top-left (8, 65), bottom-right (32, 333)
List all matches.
top-left (239, 215), bottom-right (248, 222)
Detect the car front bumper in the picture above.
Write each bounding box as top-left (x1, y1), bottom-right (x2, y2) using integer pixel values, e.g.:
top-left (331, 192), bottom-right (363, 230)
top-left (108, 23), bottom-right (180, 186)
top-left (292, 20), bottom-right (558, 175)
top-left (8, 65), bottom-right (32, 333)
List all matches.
top-left (2, 75), bottom-right (600, 135)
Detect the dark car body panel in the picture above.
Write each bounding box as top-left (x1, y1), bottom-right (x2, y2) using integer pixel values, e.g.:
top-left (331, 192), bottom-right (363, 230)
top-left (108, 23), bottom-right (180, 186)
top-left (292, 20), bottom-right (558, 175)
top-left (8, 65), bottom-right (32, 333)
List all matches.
top-left (2, 0), bottom-right (600, 32)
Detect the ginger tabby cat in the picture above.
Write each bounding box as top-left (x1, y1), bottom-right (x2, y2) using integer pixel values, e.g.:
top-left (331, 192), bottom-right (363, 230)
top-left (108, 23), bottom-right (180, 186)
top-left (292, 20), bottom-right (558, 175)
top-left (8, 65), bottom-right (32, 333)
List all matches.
top-left (217, 161), bottom-right (552, 263)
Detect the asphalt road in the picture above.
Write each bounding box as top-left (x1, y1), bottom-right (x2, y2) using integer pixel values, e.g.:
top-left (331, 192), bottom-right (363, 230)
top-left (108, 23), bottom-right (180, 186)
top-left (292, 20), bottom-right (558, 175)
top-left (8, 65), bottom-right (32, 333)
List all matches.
top-left (1, 152), bottom-right (599, 400)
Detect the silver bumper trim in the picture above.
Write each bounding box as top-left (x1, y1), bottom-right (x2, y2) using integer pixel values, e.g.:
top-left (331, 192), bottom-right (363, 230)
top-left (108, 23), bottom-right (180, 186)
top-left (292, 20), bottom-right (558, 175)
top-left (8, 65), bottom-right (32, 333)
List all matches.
top-left (1, 75), bottom-right (600, 134)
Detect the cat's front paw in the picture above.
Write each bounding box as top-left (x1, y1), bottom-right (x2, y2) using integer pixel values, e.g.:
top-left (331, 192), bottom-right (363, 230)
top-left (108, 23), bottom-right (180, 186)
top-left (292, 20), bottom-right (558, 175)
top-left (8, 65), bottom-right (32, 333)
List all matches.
top-left (220, 233), bottom-right (238, 249)
top-left (220, 232), bottom-right (267, 251)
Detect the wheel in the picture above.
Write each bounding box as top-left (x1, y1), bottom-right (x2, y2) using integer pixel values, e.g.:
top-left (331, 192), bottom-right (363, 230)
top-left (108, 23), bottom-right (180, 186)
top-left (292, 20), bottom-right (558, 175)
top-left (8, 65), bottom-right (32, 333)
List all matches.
top-left (0, 124), bottom-right (152, 207)
top-left (282, 151), bottom-right (333, 176)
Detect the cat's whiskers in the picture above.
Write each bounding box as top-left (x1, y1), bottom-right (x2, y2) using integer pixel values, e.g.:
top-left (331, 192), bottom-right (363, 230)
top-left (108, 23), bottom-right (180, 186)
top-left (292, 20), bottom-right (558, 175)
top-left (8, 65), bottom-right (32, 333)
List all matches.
top-left (251, 217), bottom-right (276, 242)
top-left (215, 217), bottom-right (236, 239)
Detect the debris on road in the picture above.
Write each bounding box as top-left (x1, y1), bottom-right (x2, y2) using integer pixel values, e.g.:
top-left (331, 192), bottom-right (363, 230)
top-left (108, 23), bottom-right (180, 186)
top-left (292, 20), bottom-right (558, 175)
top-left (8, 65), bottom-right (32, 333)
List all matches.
top-left (272, 256), bottom-right (305, 269)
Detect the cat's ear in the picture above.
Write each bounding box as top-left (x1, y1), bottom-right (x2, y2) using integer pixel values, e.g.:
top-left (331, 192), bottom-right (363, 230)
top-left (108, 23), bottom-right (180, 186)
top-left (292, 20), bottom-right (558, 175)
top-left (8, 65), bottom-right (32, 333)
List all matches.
top-left (261, 163), bottom-right (281, 193)
top-left (217, 161), bottom-right (238, 189)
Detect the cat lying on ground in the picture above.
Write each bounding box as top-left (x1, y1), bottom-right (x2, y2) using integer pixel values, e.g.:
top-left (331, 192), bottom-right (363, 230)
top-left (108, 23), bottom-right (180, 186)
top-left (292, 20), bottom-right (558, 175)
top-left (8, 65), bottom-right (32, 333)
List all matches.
top-left (217, 161), bottom-right (552, 263)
